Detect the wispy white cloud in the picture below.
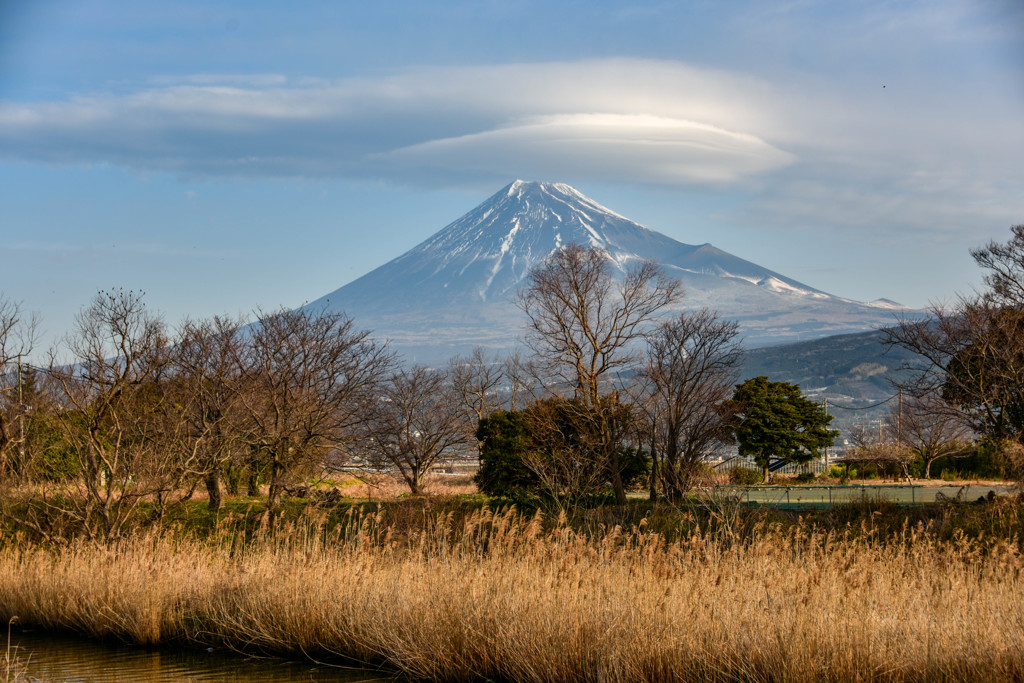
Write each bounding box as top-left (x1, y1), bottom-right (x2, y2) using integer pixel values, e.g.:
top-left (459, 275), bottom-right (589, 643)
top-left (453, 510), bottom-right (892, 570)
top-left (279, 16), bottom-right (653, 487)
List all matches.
top-left (731, 171), bottom-right (1022, 243)
top-left (0, 59), bottom-right (788, 183)
top-left (0, 57), bottom-right (1020, 241)
top-left (385, 114), bottom-right (795, 185)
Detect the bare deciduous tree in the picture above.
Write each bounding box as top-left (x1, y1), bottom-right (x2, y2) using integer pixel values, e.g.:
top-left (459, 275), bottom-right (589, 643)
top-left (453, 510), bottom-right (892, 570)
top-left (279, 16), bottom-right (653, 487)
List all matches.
top-left (41, 290), bottom-right (182, 539)
top-left (4, 364), bottom-right (53, 484)
top-left (847, 419), bottom-right (890, 451)
top-left (237, 307), bottom-right (393, 520)
top-left (888, 299), bottom-right (1024, 442)
top-left (359, 366), bottom-right (471, 495)
top-left (840, 442), bottom-right (916, 483)
top-left (894, 391), bottom-right (974, 479)
top-left (0, 296), bottom-right (39, 479)
top-left (973, 224), bottom-right (1024, 307)
top-left (448, 347), bottom-right (504, 461)
top-left (638, 310), bottom-right (742, 500)
top-left (501, 350), bottom-right (540, 410)
top-left (517, 245), bottom-right (681, 405)
top-left (886, 227), bottom-right (1024, 450)
top-left (0, 295), bottom-right (401, 536)
top-left (172, 315), bottom-right (248, 511)
top-left (516, 245), bottom-right (681, 503)
top-left (841, 419), bottom-right (912, 482)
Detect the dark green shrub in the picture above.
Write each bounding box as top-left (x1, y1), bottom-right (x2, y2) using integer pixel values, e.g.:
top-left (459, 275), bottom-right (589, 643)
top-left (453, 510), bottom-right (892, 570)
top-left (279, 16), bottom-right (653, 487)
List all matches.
top-left (729, 466), bottom-right (762, 485)
top-left (476, 399), bottom-right (650, 502)
top-left (618, 447), bottom-right (651, 490)
top-left (37, 446), bottom-right (80, 481)
top-left (929, 442), bottom-right (1006, 480)
top-left (474, 410), bottom-right (539, 498)
top-left (795, 471), bottom-right (815, 483)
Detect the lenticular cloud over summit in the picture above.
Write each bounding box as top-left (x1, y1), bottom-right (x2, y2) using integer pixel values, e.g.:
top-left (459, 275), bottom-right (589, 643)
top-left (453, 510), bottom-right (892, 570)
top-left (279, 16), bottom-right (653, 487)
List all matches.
top-left (0, 59), bottom-right (789, 186)
top-left (305, 181), bottom-right (909, 363)
top-left (385, 114), bottom-right (794, 185)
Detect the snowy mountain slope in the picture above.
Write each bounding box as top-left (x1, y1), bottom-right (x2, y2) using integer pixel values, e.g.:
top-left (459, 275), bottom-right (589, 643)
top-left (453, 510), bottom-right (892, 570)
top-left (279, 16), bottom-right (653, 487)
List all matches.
top-left (305, 181), bottom-right (913, 363)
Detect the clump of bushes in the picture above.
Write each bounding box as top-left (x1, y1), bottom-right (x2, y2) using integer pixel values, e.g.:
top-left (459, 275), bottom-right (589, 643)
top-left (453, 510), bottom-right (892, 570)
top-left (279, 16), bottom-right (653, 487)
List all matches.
top-left (729, 467), bottom-right (762, 486)
top-left (474, 402), bottom-right (650, 504)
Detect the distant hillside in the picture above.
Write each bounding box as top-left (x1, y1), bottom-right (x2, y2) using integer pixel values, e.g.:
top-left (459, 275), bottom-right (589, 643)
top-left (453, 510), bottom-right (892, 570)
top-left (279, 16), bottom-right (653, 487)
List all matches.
top-left (741, 329), bottom-right (927, 430)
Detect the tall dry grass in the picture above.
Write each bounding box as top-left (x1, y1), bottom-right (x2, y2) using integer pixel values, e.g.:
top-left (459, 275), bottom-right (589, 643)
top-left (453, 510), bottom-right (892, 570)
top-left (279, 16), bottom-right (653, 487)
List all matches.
top-left (4, 617), bottom-right (27, 683)
top-left (0, 507), bottom-right (1021, 682)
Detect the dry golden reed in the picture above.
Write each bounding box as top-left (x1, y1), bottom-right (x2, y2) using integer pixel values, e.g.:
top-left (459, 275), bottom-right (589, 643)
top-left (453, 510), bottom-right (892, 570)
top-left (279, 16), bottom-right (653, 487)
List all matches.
top-left (0, 508), bottom-right (1021, 682)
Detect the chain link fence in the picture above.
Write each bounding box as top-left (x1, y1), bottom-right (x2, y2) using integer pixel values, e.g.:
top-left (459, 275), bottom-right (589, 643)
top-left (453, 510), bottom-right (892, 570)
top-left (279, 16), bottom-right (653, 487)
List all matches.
top-left (707, 483), bottom-right (1010, 507)
top-left (710, 455), bottom-right (834, 476)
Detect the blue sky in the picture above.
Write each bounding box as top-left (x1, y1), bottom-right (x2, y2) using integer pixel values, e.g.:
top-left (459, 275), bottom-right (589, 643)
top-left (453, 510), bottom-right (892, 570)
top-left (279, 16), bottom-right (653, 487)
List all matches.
top-left (2, 0), bottom-right (1022, 356)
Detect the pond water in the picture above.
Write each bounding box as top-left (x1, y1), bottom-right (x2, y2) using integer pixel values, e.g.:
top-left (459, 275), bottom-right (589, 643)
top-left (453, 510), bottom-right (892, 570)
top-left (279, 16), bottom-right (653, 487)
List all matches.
top-left (5, 629), bottom-right (392, 682)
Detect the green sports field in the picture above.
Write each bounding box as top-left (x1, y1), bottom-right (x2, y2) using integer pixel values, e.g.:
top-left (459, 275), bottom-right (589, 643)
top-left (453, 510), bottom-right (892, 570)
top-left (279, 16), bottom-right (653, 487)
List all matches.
top-left (708, 484), bottom-right (1015, 507)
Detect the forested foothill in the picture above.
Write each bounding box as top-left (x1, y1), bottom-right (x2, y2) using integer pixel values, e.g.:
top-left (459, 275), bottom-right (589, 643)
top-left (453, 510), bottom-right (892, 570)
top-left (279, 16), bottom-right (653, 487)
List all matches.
top-left (2, 230), bottom-right (1024, 681)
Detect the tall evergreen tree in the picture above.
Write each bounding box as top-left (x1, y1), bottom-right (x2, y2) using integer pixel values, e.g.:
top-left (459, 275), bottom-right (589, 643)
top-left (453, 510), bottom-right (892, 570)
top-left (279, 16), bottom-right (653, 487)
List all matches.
top-left (730, 376), bottom-right (837, 480)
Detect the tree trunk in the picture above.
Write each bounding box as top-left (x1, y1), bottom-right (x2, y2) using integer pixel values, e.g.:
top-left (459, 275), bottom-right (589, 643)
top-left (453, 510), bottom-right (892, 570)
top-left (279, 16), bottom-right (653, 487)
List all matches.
top-left (225, 465), bottom-right (240, 495)
top-left (648, 436), bottom-right (658, 502)
top-left (267, 482), bottom-right (281, 516)
top-left (610, 451), bottom-right (627, 505)
top-left (664, 448), bottom-right (681, 502)
top-left (900, 462), bottom-right (913, 484)
top-left (247, 467), bottom-right (260, 497)
top-left (0, 438), bottom-right (9, 481)
top-left (266, 462), bottom-right (284, 525)
top-left (205, 470), bottom-right (222, 511)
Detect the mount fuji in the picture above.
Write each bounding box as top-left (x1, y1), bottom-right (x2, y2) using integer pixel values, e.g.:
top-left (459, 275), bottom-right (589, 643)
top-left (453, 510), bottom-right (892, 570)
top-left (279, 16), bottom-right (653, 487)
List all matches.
top-left (306, 181), bottom-right (909, 363)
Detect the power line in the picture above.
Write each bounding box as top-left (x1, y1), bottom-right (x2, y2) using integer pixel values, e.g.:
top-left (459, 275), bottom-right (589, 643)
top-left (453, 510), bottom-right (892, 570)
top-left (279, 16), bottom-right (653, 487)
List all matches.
top-left (825, 395), bottom-right (897, 411)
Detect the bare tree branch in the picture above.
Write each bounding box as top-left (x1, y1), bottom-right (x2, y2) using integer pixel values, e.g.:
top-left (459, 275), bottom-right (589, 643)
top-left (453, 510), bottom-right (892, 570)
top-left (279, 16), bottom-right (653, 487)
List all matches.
top-left (236, 307), bottom-right (395, 520)
top-left (357, 365), bottom-right (472, 495)
top-left (515, 245), bottom-right (681, 504)
top-left (638, 310), bottom-right (742, 499)
top-left (0, 296), bottom-right (40, 479)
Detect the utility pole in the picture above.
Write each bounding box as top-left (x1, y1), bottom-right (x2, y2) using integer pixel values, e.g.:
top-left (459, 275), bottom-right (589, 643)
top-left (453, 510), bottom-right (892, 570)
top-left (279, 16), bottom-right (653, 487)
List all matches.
top-left (897, 389), bottom-right (903, 445)
top-left (822, 398), bottom-right (829, 466)
top-left (17, 353), bottom-right (24, 467)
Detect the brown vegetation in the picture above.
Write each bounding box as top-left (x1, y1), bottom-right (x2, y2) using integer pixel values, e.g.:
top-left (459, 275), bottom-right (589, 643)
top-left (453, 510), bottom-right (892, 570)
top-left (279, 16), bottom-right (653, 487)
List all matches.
top-left (358, 365), bottom-right (473, 495)
top-left (637, 309), bottom-right (743, 500)
top-left (516, 244), bottom-right (682, 504)
top-left (886, 225), bottom-right (1024, 466)
top-left (1, 506), bottom-right (1022, 682)
top-left (0, 294), bottom-right (398, 539)
top-left (3, 232), bottom-right (1024, 680)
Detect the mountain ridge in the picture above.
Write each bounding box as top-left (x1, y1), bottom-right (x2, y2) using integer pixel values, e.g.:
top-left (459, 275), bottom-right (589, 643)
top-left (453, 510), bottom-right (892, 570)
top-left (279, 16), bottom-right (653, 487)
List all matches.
top-left (740, 328), bottom-right (925, 431)
top-left (305, 181), bottom-right (913, 362)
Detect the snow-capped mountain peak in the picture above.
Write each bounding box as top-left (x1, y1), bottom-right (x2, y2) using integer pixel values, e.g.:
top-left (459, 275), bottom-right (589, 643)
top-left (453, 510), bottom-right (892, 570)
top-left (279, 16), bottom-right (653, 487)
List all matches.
top-left (304, 181), bottom-right (911, 363)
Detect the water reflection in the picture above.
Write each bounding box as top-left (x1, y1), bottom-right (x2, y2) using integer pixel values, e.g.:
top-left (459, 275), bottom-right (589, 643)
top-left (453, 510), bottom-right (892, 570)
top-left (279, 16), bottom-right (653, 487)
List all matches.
top-left (7, 629), bottom-right (393, 682)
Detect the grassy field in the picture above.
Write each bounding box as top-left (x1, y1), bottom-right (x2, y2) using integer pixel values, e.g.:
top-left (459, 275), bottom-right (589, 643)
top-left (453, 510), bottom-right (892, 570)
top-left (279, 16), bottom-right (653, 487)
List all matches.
top-left (715, 483), bottom-right (1016, 507)
top-left (1, 499), bottom-right (1023, 682)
